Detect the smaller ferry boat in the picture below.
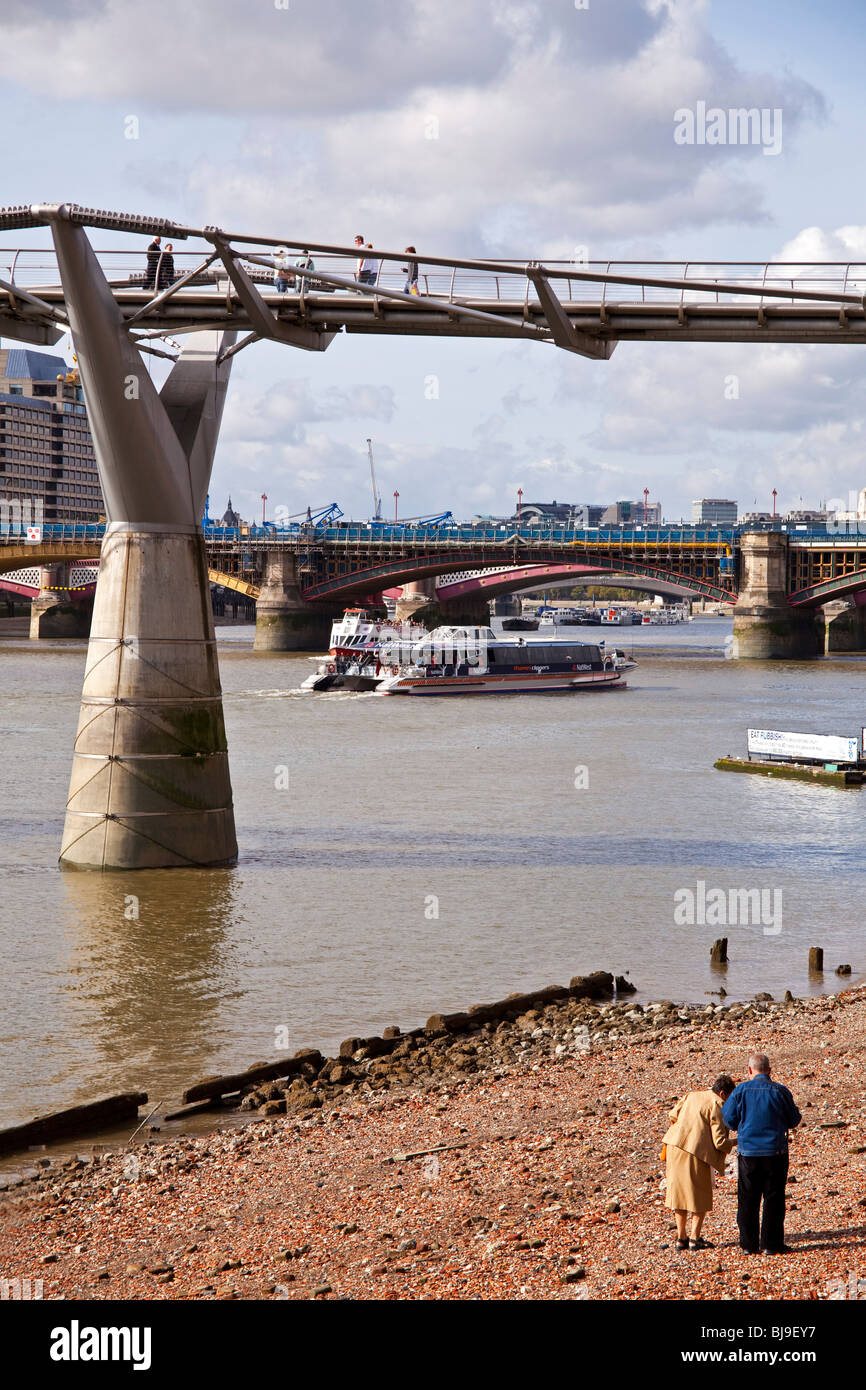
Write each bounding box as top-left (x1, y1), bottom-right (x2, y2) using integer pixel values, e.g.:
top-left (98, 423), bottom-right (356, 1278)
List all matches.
top-left (538, 614), bottom-right (556, 629)
top-left (301, 607), bottom-right (428, 691)
top-left (377, 626), bottom-right (627, 696)
top-left (326, 607), bottom-right (427, 659)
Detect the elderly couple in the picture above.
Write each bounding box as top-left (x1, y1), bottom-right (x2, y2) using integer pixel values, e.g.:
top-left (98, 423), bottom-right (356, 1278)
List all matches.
top-left (662, 1052), bottom-right (801, 1254)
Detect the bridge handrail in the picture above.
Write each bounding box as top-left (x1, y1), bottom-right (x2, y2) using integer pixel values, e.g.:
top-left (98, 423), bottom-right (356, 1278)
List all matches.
top-left (2, 247), bottom-right (866, 309)
top-left (1, 521), bottom-right (854, 547)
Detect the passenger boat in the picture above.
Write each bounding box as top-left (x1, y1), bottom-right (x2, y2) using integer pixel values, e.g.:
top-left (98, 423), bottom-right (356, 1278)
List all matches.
top-left (326, 607), bottom-right (427, 659)
top-left (301, 607), bottom-right (428, 691)
top-left (377, 626), bottom-right (628, 696)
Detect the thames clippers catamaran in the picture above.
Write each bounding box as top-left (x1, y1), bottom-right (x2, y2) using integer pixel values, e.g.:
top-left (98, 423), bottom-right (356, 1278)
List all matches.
top-left (377, 626), bottom-right (628, 696)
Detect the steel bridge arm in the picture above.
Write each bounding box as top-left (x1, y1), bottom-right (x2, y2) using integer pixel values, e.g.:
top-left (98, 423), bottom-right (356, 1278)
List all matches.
top-left (526, 264), bottom-right (616, 360)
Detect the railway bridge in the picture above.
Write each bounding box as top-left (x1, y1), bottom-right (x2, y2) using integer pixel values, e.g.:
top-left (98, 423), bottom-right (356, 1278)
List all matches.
top-left (3, 521), bottom-right (866, 655)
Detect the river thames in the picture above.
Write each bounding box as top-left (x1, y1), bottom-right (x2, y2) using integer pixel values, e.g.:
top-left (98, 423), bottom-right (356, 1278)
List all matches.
top-left (1, 616), bottom-right (863, 1129)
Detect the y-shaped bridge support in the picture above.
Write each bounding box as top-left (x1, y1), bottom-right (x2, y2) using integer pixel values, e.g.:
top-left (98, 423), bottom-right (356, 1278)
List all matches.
top-left (52, 217), bottom-right (238, 868)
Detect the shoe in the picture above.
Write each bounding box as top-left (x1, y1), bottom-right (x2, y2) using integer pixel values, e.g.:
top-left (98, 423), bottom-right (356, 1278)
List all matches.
top-left (762, 1245), bottom-right (793, 1255)
top-left (675, 1237), bottom-right (689, 1251)
top-left (739, 1244), bottom-right (759, 1254)
top-left (689, 1237), bottom-right (714, 1251)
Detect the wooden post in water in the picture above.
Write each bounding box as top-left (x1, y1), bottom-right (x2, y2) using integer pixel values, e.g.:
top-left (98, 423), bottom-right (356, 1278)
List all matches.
top-left (809, 946), bottom-right (824, 972)
top-left (710, 937), bottom-right (728, 964)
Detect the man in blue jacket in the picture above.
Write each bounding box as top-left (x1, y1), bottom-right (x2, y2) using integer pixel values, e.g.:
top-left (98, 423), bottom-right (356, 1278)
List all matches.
top-left (722, 1052), bottom-right (802, 1255)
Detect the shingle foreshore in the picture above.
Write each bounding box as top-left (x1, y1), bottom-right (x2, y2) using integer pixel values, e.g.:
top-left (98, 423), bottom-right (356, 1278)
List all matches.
top-left (1, 983), bottom-right (864, 1301)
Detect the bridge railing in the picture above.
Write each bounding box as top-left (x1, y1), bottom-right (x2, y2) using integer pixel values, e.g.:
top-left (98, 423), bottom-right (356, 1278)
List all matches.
top-left (0, 523), bottom-right (106, 543)
top-left (0, 520), bottom-right (853, 548)
top-left (2, 247), bottom-right (866, 307)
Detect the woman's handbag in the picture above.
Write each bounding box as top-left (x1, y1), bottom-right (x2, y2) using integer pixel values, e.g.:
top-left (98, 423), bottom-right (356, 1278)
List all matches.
top-left (660, 1144), bottom-right (667, 1161)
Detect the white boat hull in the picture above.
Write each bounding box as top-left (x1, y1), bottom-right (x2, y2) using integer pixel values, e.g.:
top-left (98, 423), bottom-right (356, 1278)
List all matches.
top-left (378, 669), bottom-right (626, 696)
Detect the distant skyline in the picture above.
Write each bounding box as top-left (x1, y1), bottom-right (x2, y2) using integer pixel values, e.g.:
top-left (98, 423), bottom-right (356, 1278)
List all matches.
top-left (2, 0), bottom-right (864, 522)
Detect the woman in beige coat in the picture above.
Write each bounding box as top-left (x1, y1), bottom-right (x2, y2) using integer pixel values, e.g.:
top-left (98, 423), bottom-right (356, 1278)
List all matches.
top-left (662, 1075), bottom-right (736, 1250)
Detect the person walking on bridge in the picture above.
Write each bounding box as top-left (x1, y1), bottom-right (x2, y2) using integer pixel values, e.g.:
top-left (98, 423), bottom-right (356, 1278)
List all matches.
top-left (143, 235), bottom-right (161, 289)
top-left (357, 238), bottom-right (378, 286)
top-left (722, 1052), bottom-right (801, 1255)
top-left (273, 247), bottom-right (294, 293)
top-left (402, 246), bottom-right (420, 295)
top-left (157, 242), bottom-right (176, 290)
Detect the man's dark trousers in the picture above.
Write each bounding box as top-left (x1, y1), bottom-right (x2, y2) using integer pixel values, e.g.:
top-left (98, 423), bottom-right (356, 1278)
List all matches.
top-left (737, 1153), bottom-right (788, 1252)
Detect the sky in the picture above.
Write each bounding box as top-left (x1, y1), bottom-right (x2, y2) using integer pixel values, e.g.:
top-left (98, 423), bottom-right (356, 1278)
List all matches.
top-left (1, 0), bottom-right (865, 522)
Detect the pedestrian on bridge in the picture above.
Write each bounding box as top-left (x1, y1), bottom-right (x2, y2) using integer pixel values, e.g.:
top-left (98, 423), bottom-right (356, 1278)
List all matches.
top-left (157, 243), bottom-right (176, 290)
top-left (295, 250), bottom-right (315, 288)
top-left (357, 237), bottom-right (378, 286)
top-left (273, 247), bottom-right (294, 293)
top-left (143, 235), bottom-right (161, 289)
top-left (402, 247), bottom-right (419, 294)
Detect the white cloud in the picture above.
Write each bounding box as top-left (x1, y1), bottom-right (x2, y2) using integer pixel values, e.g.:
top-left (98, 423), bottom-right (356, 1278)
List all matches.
top-left (4, 0), bottom-right (826, 249)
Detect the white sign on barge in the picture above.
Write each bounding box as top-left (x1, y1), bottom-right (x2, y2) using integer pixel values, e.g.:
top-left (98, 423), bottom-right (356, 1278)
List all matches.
top-left (746, 728), bottom-right (861, 765)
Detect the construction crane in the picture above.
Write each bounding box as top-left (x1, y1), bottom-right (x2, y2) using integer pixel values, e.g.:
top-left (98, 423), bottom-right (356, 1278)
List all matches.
top-left (267, 502), bottom-right (344, 530)
top-left (366, 438), bottom-right (382, 521)
top-left (392, 510), bottom-right (454, 526)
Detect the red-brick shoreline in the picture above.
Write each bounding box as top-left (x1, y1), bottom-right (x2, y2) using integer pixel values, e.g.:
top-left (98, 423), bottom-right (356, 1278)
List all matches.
top-left (1, 985), bottom-right (863, 1301)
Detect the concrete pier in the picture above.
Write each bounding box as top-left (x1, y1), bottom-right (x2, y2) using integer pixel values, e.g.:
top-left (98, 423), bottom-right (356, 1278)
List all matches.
top-left (61, 529), bottom-right (236, 868)
top-left (52, 214), bottom-right (238, 868)
top-left (29, 563), bottom-right (92, 639)
top-left (732, 531), bottom-right (823, 659)
top-left (824, 599), bottom-right (866, 653)
top-left (394, 578), bottom-right (436, 624)
top-left (253, 551), bottom-right (334, 651)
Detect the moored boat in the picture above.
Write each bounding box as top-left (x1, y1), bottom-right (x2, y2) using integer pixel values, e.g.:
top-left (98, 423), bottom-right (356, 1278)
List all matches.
top-left (501, 615), bottom-right (539, 631)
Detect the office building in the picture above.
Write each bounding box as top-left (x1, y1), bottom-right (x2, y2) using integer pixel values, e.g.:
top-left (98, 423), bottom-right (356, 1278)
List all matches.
top-left (601, 499), bottom-right (662, 525)
top-left (0, 348), bottom-right (102, 524)
top-left (509, 499), bottom-right (589, 526)
top-left (691, 497), bottom-right (737, 525)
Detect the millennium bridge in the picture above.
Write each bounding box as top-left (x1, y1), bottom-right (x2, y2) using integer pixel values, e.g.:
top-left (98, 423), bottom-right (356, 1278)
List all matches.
top-left (3, 201), bottom-right (866, 870)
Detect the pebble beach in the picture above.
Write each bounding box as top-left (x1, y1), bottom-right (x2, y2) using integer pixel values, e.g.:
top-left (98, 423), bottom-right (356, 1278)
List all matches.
top-left (2, 982), bottom-right (864, 1302)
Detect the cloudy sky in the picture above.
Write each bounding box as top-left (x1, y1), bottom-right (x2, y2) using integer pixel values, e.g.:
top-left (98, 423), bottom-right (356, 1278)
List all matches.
top-left (2, 0), bottom-right (864, 521)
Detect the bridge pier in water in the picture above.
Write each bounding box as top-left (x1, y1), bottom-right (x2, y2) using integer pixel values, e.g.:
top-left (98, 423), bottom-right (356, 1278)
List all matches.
top-left (823, 597), bottom-right (866, 653)
top-left (394, 579), bottom-right (436, 624)
top-left (29, 563), bottom-right (92, 639)
top-left (732, 531), bottom-right (823, 660)
top-left (51, 216), bottom-right (238, 869)
top-left (253, 551), bottom-right (334, 651)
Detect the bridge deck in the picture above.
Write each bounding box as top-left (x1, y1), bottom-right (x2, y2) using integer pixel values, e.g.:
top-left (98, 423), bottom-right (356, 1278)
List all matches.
top-left (3, 214), bottom-right (866, 352)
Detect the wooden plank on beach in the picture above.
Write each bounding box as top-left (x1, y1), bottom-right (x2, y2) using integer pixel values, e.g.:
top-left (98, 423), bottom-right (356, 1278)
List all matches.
top-left (182, 1050), bottom-right (324, 1105)
top-left (0, 1092), bottom-right (148, 1156)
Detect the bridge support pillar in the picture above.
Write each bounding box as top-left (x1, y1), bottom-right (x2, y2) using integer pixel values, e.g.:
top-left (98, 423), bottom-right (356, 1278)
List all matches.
top-left (29, 563), bottom-right (92, 639)
top-left (823, 598), bottom-right (866, 653)
top-left (394, 579), bottom-right (436, 624)
top-left (253, 551), bottom-right (333, 651)
top-left (434, 594), bottom-right (492, 627)
top-left (732, 531), bottom-right (822, 659)
top-left (51, 215), bottom-right (238, 869)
